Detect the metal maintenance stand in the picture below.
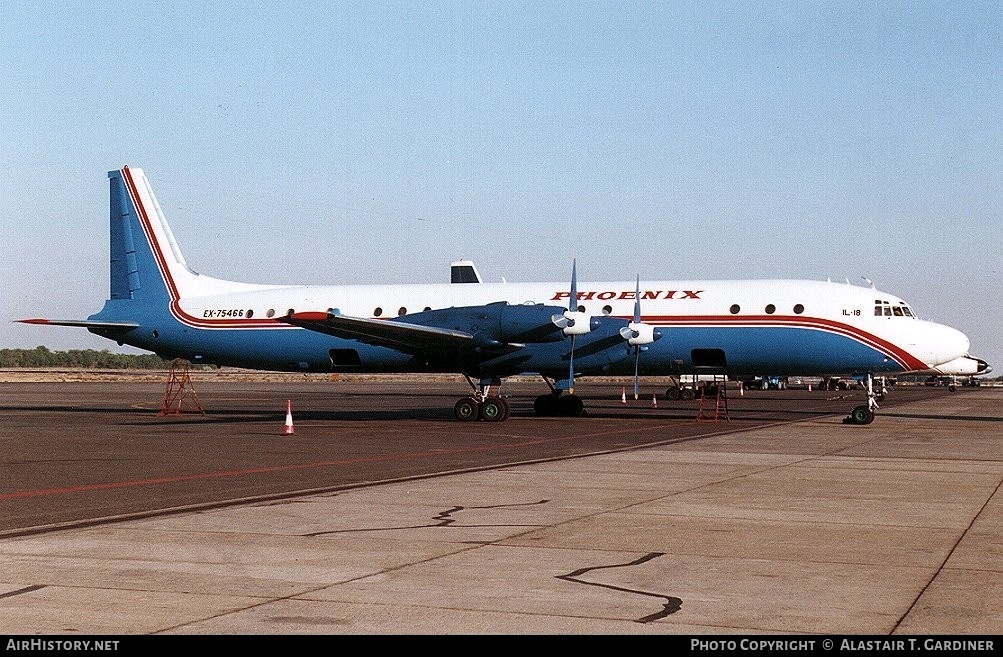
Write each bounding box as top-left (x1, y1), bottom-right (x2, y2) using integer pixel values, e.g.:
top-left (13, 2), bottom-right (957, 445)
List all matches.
top-left (159, 358), bottom-right (205, 416)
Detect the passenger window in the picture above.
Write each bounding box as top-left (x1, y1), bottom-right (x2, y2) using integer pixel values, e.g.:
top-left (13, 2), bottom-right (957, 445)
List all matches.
top-left (398, 307), bottom-right (407, 316)
top-left (765, 304), bottom-right (775, 314)
top-left (793, 304), bottom-right (804, 314)
top-left (373, 307), bottom-right (383, 317)
top-left (602, 305), bottom-right (613, 315)
top-left (730, 304), bottom-right (740, 314)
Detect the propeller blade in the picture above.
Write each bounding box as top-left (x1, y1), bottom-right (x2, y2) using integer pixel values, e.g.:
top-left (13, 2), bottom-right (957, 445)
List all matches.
top-left (568, 334), bottom-right (576, 393)
top-left (569, 259), bottom-right (578, 312)
top-left (633, 274), bottom-right (641, 324)
top-left (633, 347), bottom-right (640, 399)
top-left (633, 274), bottom-right (641, 398)
top-left (568, 259), bottom-right (577, 392)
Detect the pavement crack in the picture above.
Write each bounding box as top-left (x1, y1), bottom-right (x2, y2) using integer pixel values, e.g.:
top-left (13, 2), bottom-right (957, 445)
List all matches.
top-left (304, 499), bottom-right (550, 536)
top-left (556, 551), bottom-right (682, 623)
top-left (0, 584), bottom-right (46, 599)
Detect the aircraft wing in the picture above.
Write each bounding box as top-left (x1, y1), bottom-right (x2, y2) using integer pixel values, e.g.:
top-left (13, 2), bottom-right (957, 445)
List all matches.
top-left (280, 311), bottom-right (488, 357)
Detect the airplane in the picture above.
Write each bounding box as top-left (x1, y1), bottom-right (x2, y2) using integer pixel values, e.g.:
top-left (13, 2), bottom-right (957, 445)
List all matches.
top-left (17, 166), bottom-right (989, 425)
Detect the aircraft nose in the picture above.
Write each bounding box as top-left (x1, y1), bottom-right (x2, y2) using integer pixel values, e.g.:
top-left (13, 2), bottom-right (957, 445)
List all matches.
top-left (925, 322), bottom-right (971, 367)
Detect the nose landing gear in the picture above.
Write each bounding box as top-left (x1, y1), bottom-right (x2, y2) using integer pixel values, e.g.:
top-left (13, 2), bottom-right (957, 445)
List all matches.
top-left (843, 373), bottom-right (880, 425)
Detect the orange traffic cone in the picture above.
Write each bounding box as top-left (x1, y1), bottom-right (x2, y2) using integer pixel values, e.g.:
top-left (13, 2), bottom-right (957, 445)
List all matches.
top-left (621, 387), bottom-right (627, 404)
top-left (284, 399), bottom-right (295, 435)
top-left (651, 392), bottom-right (658, 408)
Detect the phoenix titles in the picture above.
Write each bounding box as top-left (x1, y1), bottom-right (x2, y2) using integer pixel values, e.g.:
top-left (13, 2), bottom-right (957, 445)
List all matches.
top-left (552, 289), bottom-right (704, 302)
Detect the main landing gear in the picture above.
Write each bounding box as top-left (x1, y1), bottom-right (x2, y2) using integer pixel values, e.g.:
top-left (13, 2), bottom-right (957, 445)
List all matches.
top-left (843, 373), bottom-right (883, 425)
top-left (453, 376), bottom-right (511, 422)
top-left (533, 376), bottom-right (586, 417)
top-left (452, 375), bottom-right (587, 421)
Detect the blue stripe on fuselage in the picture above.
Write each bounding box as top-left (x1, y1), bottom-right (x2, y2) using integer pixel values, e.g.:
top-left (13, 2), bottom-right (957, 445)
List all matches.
top-left (105, 319), bottom-right (907, 377)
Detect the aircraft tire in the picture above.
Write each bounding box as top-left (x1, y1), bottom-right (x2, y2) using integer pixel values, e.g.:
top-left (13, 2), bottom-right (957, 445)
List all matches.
top-left (558, 394), bottom-right (585, 417)
top-left (665, 387), bottom-right (680, 400)
top-left (479, 398), bottom-right (507, 422)
top-left (849, 405), bottom-right (874, 425)
top-left (454, 396), bottom-right (480, 421)
top-left (534, 394), bottom-right (559, 417)
top-left (680, 388), bottom-right (695, 401)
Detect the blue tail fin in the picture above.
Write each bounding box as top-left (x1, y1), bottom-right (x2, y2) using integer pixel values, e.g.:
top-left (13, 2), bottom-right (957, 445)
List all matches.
top-left (105, 166), bottom-right (202, 306)
top-left (108, 168), bottom-right (143, 300)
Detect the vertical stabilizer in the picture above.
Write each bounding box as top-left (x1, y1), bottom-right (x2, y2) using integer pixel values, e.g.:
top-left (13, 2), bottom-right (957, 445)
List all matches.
top-left (108, 170), bottom-right (140, 300)
top-left (105, 166), bottom-right (277, 311)
top-left (107, 167), bottom-right (204, 304)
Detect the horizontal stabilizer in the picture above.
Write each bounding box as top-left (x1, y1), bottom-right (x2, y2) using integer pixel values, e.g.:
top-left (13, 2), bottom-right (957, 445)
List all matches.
top-left (16, 318), bottom-right (139, 331)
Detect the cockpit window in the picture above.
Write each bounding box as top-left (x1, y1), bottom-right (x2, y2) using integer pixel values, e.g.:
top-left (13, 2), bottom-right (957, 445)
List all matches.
top-left (875, 299), bottom-right (916, 318)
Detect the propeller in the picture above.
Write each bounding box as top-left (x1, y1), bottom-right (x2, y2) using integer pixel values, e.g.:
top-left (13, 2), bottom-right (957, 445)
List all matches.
top-left (568, 261), bottom-right (577, 392)
top-left (550, 258), bottom-right (594, 394)
top-left (619, 274), bottom-right (662, 399)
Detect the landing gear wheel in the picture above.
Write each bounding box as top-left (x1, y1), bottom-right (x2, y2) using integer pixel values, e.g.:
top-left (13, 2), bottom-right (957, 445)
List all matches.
top-left (454, 396), bottom-right (480, 421)
top-left (846, 405), bottom-right (875, 425)
top-left (479, 397), bottom-right (508, 422)
top-left (499, 397), bottom-right (511, 420)
top-left (534, 394), bottom-right (559, 417)
top-left (680, 387), bottom-right (695, 401)
top-left (558, 394), bottom-right (585, 417)
top-left (665, 386), bottom-right (680, 400)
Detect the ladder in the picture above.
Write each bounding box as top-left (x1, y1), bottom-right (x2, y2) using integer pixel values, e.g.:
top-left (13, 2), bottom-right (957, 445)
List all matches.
top-left (696, 376), bottom-right (729, 422)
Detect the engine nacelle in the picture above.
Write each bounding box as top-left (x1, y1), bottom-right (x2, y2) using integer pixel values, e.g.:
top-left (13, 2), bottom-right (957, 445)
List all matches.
top-left (620, 322), bottom-right (662, 346)
top-left (552, 309), bottom-right (600, 336)
top-left (495, 303), bottom-right (570, 343)
top-left (401, 302), bottom-right (570, 346)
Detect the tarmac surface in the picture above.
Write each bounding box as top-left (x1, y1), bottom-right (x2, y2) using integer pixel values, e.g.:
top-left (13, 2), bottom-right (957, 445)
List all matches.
top-left (1, 376), bottom-right (1000, 635)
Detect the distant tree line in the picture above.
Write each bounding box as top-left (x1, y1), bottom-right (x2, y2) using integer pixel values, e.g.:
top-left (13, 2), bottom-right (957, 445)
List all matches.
top-left (0, 346), bottom-right (171, 369)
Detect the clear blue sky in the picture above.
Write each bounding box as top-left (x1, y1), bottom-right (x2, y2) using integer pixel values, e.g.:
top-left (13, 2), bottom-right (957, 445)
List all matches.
top-left (2, 2), bottom-right (1000, 372)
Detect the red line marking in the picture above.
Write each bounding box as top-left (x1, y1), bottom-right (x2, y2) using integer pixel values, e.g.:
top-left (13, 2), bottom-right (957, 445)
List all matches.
top-left (0, 434), bottom-right (580, 501)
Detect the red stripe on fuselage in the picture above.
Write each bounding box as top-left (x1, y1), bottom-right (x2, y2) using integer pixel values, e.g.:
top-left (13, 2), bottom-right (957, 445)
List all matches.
top-left (635, 313), bottom-right (927, 371)
top-left (118, 168), bottom-right (927, 369)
